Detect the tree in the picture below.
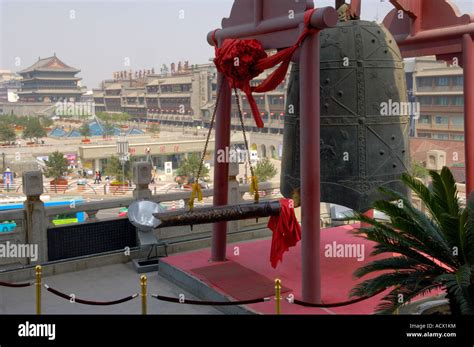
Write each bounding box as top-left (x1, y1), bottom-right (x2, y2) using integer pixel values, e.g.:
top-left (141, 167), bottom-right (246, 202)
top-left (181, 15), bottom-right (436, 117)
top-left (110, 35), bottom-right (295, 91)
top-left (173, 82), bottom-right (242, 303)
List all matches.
top-left (79, 123), bottom-right (91, 139)
top-left (40, 117), bottom-right (54, 128)
top-left (254, 157), bottom-right (277, 182)
top-left (96, 112), bottom-right (130, 124)
top-left (102, 121), bottom-right (115, 139)
top-left (44, 151), bottom-right (71, 182)
top-left (0, 125), bottom-right (16, 144)
top-left (175, 153), bottom-right (209, 181)
top-left (96, 112), bottom-right (112, 122)
top-left (148, 122), bottom-right (160, 137)
top-left (350, 167), bottom-right (474, 314)
top-left (104, 155), bottom-right (132, 182)
top-left (22, 117), bottom-right (46, 143)
top-left (113, 112), bottom-right (131, 123)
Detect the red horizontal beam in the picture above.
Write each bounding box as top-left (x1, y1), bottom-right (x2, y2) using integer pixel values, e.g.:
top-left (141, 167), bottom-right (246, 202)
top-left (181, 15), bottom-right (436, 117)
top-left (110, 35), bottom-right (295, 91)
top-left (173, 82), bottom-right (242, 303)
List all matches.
top-left (393, 23), bottom-right (474, 47)
top-left (207, 7), bottom-right (337, 46)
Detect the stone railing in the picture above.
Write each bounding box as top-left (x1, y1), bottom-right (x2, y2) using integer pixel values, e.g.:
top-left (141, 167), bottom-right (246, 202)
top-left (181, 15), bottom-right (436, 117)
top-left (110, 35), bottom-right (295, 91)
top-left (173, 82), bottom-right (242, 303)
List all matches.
top-left (0, 162), bottom-right (281, 269)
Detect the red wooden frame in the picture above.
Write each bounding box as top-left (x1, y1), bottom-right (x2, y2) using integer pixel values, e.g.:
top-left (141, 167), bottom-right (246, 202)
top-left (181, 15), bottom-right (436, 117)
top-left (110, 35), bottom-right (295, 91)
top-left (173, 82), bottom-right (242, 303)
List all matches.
top-left (207, 0), bottom-right (337, 304)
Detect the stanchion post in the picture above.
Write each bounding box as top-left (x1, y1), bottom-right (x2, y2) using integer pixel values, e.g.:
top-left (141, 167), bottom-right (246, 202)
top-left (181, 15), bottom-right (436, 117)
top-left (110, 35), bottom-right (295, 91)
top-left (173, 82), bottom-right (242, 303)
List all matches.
top-left (141, 275), bottom-right (147, 315)
top-left (275, 278), bottom-right (281, 315)
top-left (35, 265), bottom-right (42, 315)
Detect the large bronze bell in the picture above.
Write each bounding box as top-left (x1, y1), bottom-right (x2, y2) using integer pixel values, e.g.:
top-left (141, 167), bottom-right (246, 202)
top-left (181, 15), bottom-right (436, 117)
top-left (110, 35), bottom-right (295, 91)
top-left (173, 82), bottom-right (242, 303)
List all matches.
top-left (281, 20), bottom-right (410, 212)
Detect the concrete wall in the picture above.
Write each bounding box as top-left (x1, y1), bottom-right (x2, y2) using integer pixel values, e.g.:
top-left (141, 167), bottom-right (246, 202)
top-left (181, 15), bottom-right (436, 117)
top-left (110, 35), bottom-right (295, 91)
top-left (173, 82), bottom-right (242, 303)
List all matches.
top-left (79, 139), bottom-right (217, 161)
top-left (0, 169), bottom-right (280, 271)
top-left (0, 102), bottom-right (55, 116)
top-left (249, 133), bottom-right (283, 159)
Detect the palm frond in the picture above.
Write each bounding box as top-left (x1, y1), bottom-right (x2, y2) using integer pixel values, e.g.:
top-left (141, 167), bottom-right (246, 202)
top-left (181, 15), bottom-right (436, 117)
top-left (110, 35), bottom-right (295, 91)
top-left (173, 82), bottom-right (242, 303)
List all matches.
top-left (350, 167), bottom-right (474, 314)
top-left (465, 193), bottom-right (474, 263)
top-left (436, 265), bottom-right (474, 314)
top-left (353, 256), bottom-right (434, 278)
top-left (375, 283), bottom-right (442, 314)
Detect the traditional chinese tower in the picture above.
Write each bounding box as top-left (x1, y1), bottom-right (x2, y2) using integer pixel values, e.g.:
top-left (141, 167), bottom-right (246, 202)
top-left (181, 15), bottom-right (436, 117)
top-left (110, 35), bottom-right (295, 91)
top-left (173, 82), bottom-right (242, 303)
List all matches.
top-left (17, 54), bottom-right (83, 103)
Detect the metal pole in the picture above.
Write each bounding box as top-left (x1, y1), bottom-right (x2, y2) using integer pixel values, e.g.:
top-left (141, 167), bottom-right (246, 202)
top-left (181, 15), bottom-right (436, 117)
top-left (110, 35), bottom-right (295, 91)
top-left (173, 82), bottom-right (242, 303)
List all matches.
top-left (140, 275), bottom-right (147, 315)
top-left (122, 160), bottom-right (125, 183)
top-left (211, 72), bottom-right (232, 262)
top-left (275, 278), bottom-right (282, 315)
top-left (463, 33), bottom-right (474, 196)
top-left (35, 265), bottom-right (42, 315)
top-left (300, 30), bottom-right (322, 304)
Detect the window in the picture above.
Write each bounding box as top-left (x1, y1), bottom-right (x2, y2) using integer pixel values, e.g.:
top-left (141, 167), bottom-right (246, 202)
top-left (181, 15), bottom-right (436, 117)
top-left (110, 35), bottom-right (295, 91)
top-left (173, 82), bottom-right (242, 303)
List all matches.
top-left (434, 96), bottom-right (449, 105)
top-left (435, 116), bottom-right (449, 125)
top-left (451, 116), bottom-right (464, 126)
top-left (436, 77), bottom-right (449, 86)
top-left (161, 85), bottom-right (172, 93)
top-left (433, 133), bottom-right (449, 140)
top-left (417, 77), bottom-right (433, 88)
top-left (452, 76), bottom-right (463, 86)
top-left (417, 132), bottom-right (432, 138)
top-left (417, 96), bottom-right (432, 105)
top-left (418, 115), bottom-right (431, 124)
top-left (451, 134), bottom-right (464, 141)
top-left (269, 95), bottom-right (284, 105)
top-left (452, 96), bottom-right (464, 106)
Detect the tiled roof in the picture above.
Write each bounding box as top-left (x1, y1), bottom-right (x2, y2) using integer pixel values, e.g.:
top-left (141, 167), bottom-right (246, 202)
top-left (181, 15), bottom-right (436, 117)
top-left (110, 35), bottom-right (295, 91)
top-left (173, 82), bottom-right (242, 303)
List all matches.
top-left (410, 137), bottom-right (465, 167)
top-left (19, 56), bottom-right (80, 74)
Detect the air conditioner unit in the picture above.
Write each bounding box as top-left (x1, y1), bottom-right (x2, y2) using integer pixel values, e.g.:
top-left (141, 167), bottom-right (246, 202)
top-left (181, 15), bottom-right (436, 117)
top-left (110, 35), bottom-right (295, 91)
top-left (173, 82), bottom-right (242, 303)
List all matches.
top-left (426, 150), bottom-right (446, 171)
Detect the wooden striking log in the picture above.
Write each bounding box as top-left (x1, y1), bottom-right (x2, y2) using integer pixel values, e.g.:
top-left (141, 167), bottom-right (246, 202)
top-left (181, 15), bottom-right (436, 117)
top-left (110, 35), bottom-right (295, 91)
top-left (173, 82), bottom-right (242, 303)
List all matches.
top-left (153, 201), bottom-right (281, 228)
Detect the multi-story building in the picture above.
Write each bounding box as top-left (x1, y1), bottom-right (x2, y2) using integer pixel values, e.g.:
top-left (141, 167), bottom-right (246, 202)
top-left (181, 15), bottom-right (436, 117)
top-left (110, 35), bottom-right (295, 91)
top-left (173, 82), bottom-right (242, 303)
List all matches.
top-left (0, 70), bottom-right (21, 103)
top-left (92, 63), bottom-right (291, 159)
top-left (93, 63), bottom-right (215, 126)
top-left (411, 57), bottom-right (464, 141)
top-left (122, 87), bottom-right (147, 117)
top-left (17, 54), bottom-right (83, 103)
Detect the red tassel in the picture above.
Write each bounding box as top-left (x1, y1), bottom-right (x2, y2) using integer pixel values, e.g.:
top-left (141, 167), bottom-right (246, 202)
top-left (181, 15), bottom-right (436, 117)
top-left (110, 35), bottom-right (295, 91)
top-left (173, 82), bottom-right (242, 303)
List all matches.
top-left (268, 199), bottom-right (301, 268)
top-left (213, 9), bottom-right (318, 128)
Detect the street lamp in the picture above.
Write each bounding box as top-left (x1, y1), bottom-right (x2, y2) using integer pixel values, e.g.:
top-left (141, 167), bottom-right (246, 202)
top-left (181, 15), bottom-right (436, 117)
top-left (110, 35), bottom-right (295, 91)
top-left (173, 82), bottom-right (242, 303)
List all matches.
top-left (116, 135), bottom-right (129, 183)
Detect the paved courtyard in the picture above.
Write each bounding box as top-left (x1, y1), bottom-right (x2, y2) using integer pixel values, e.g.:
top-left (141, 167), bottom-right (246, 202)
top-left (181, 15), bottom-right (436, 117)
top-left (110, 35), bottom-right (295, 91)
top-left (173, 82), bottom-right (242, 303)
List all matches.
top-left (0, 263), bottom-right (221, 315)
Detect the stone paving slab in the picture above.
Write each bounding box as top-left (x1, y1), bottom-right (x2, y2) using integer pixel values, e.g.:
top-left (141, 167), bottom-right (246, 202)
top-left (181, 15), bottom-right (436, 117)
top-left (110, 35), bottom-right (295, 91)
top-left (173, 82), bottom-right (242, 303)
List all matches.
top-left (0, 263), bottom-right (221, 315)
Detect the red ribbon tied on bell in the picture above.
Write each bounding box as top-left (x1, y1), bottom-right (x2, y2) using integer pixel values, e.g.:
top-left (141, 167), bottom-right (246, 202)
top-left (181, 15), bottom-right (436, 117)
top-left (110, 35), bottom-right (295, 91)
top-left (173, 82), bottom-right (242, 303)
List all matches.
top-left (213, 9), bottom-right (319, 128)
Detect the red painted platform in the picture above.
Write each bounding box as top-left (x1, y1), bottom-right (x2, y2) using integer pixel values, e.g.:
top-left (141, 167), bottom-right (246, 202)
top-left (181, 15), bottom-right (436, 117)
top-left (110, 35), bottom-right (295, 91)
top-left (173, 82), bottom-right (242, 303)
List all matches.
top-left (161, 224), bottom-right (392, 314)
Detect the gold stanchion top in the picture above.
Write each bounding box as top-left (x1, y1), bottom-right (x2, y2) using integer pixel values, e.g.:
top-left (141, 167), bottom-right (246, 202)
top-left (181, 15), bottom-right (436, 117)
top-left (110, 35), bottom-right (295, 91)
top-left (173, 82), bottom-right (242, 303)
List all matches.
top-left (275, 278), bottom-right (281, 287)
top-left (140, 275), bottom-right (147, 284)
top-left (35, 265), bottom-right (42, 273)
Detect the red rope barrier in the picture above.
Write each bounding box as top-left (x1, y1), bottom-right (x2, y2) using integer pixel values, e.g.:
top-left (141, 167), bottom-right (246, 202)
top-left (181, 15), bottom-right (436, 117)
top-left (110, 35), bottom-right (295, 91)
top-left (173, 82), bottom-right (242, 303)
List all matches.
top-left (0, 281), bottom-right (33, 288)
top-left (152, 294), bottom-right (269, 306)
top-left (44, 284), bottom-right (138, 306)
top-left (292, 288), bottom-right (386, 308)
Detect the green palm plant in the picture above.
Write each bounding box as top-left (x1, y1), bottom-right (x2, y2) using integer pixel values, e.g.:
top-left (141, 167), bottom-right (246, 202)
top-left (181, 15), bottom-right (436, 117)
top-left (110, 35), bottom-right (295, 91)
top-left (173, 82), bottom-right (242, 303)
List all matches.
top-left (350, 167), bottom-right (474, 314)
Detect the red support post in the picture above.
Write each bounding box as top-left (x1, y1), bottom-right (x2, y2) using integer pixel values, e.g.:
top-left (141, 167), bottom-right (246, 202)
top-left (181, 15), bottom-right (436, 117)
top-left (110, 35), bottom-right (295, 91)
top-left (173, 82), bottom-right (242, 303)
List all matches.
top-left (211, 73), bottom-right (232, 262)
top-left (463, 33), bottom-right (474, 196)
top-left (300, 31), bottom-right (322, 304)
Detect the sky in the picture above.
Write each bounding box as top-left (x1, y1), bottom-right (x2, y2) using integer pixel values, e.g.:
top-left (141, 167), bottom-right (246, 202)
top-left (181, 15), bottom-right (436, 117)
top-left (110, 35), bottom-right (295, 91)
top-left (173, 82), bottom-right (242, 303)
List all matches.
top-left (1, 0), bottom-right (473, 89)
